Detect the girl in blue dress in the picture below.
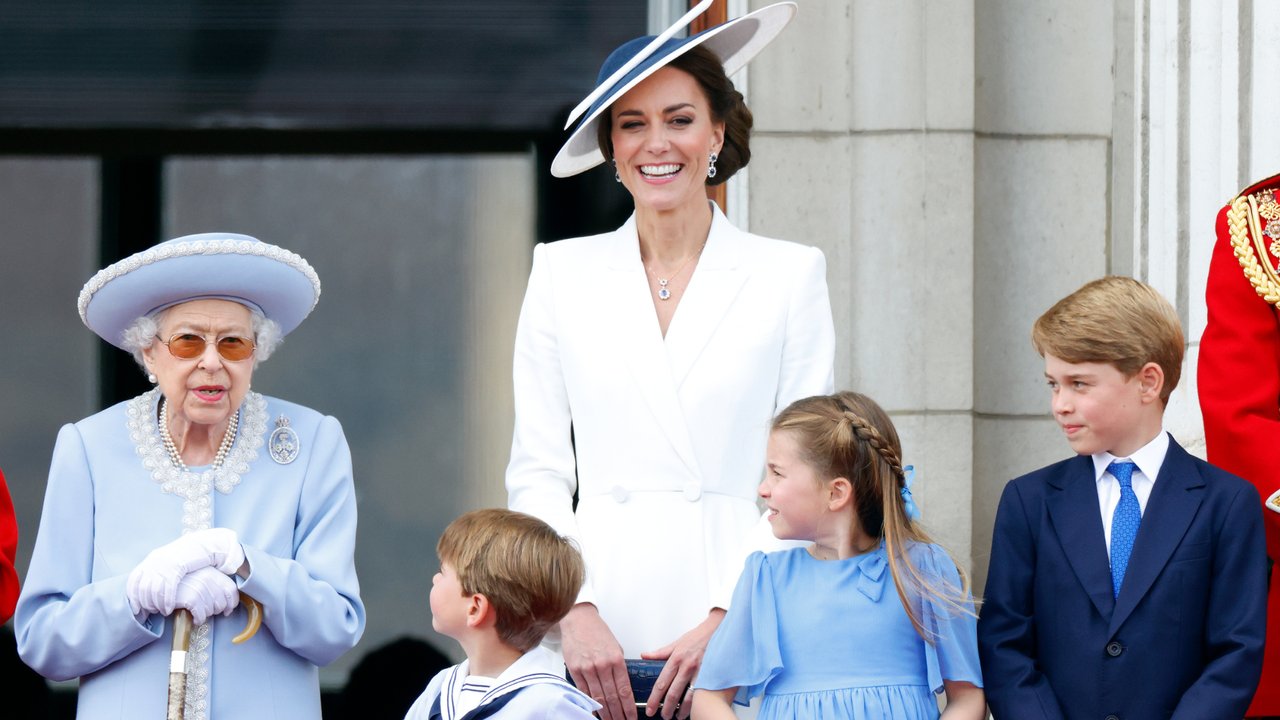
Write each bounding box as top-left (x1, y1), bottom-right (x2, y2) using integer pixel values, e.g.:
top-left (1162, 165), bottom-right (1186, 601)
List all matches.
top-left (691, 392), bottom-right (985, 720)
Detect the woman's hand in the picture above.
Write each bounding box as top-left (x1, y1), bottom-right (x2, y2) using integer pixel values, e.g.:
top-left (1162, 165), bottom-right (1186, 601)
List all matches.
top-left (561, 603), bottom-right (635, 720)
top-left (126, 528), bottom-right (245, 616)
top-left (938, 680), bottom-right (986, 720)
top-left (174, 567), bottom-right (240, 626)
top-left (639, 608), bottom-right (726, 720)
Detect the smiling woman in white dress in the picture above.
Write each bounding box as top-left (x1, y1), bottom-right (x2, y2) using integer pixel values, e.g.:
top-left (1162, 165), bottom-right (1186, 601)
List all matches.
top-left (505, 4), bottom-right (833, 720)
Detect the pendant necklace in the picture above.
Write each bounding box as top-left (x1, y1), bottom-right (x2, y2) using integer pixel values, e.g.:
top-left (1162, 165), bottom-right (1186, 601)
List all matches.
top-left (643, 241), bottom-right (707, 300)
top-left (160, 397), bottom-right (239, 472)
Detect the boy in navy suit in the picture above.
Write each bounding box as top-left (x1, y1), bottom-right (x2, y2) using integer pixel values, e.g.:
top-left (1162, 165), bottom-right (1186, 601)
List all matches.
top-left (978, 277), bottom-right (1268, 720)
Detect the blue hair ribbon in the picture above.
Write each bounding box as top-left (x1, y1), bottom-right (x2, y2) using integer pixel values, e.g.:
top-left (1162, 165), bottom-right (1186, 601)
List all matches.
top-left (901, 465), bottom-right (921, 522)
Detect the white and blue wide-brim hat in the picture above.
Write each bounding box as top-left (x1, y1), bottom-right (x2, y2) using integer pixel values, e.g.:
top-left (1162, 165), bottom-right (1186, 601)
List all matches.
top-left (550, 0), bottom-right (797, 178)
top-left (79, 233), bottom-right (321, 350)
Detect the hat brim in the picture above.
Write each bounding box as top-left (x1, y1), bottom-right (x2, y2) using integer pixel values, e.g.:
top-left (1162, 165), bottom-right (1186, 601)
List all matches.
top-left (551, 2), bottom-right (797, 179)
top-left (80, 233), bottom-right (321, 350)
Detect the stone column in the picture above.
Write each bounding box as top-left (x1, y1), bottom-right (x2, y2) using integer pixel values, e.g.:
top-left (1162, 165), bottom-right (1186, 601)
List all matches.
top-left (970, 0), bottom-right (1117, 592)
top-left (747, 0), bottom-right (978, 562)
top-left (1133, 0), bottom-right (1275, 459)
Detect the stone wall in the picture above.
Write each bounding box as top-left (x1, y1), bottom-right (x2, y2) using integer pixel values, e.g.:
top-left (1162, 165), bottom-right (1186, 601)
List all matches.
top-left (739, 0), bottom-right (1276, 593)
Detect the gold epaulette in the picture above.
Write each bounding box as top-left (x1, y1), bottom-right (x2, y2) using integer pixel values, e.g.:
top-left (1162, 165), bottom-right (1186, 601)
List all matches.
top-left (1228, 187), bottom-right (1280, 309)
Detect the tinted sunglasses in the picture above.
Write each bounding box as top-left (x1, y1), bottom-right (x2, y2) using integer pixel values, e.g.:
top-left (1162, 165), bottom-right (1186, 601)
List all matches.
top-left (158, 333), bottom-right (256, 362)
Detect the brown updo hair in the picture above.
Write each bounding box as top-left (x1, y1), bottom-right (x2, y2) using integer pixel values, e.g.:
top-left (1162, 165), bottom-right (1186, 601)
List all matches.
top-left (596, 44), bottom-right (753, 187)
top-left (772, 391), bottom-right (976, 641)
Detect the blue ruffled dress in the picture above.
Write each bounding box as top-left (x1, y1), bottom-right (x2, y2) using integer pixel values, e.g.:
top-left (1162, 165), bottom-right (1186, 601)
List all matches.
top-left (694, 543), bottom-right (982, 720)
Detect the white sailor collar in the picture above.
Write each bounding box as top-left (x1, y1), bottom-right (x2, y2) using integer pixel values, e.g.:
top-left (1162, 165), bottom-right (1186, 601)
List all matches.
top-left (438, 646), bottom-right (582, 720)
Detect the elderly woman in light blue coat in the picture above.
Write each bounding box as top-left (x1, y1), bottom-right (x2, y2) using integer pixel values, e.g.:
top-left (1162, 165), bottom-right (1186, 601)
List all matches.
top-left (15, 235), bottom-right (364, 720)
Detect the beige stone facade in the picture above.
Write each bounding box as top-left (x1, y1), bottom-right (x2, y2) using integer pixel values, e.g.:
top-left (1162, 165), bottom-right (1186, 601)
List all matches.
top-left (734, 0), bottom-right (1277, 593)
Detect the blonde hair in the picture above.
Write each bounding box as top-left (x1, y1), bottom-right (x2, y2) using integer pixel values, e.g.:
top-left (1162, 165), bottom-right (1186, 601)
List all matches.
top-left (1031, 276), bottom-right (1184, 403)
top-left (772, 392), bottom-right (974, 641)
top-left (437, 509), bottom-right (585, 653)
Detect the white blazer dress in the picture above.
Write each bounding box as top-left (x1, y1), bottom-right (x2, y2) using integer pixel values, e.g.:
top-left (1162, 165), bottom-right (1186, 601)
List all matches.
top-left (506, 203), bottom-right (835, 657)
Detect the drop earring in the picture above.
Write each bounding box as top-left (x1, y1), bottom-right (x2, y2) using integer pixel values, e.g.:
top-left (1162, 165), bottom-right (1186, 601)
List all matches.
top-left (707, 152), bottom-right (718, 179)
top-left (612, 158), bottom-right (621, 183)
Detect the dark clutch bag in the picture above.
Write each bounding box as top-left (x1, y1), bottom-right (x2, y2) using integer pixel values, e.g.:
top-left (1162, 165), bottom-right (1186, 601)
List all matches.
top-left (568, 659), bottom-right (681, 710)
top-left (625, 659), bottom-right (667, 703)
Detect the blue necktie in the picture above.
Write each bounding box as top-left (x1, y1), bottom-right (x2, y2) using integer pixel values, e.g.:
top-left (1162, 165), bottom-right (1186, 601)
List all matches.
top-left (1109, 461), bottom-right (1141, 598)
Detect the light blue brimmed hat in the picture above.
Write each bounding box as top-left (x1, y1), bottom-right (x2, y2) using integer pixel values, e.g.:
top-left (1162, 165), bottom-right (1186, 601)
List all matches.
top-left (79, 233), bottom-right (321, 350)
top-left (550, 0), bottom-right (797, 178)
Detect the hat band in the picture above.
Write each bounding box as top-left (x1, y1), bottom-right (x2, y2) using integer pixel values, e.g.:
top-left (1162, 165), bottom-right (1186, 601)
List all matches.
top-left (147, 295), bottom-right (267, 318)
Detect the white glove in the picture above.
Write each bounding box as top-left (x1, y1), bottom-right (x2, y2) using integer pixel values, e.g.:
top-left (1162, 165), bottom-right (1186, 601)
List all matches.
top-left (175, 567), bottom-right (241, 626)
top-left (126, 528), bottom-right (246, 616)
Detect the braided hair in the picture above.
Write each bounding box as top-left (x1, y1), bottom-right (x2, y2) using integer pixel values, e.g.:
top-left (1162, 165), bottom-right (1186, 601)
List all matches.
top-left (771, 391), bottom-right (975, 641)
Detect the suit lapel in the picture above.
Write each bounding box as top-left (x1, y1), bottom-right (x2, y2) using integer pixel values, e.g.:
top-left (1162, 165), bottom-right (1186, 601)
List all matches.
top-left (1108, 437), bottom-right (1205, 636)
top-left (604, 216), bottom-right (703, 479)
top-left (665, 206), bottom-right (747, 390)
top-left (1045, 456), bottom-right (1116, 620)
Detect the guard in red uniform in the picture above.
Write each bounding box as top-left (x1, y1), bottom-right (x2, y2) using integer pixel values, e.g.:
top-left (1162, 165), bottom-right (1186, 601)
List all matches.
top-left (1199, 171), bottom-right (1280, 716)
top-left (0, 469), bottom-right (18, 623)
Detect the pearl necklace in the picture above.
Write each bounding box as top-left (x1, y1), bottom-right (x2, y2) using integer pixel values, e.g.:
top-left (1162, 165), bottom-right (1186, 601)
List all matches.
top-left (160, 397), bottom-right (239, 473)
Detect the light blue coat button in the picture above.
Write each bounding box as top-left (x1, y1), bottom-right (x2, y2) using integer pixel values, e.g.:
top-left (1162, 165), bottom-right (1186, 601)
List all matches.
top-left (612, 485), bottom-right (629, 503)
top-left (683, 482), bottom-right (702, 502)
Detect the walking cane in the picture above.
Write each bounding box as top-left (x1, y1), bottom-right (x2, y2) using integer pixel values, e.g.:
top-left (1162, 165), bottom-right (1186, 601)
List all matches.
top-left (166, 594), bottom-right (263, 720)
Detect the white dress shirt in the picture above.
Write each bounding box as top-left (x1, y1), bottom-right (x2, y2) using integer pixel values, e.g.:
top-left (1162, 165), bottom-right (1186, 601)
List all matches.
top-left (1092, 431), bottom-right (1170, 557)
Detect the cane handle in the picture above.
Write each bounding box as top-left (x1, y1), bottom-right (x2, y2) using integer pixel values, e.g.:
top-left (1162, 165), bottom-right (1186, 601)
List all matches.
top-left (233, 593), bottom-right (262, 644)
top-left (165, 595), bottom-right (260, 719)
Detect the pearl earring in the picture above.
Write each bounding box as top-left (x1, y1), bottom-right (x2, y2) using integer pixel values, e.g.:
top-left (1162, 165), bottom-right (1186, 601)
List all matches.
top-left (148, 374), bottom-right (157, 383)
top-left (612, 158), bottom-right (620, 183)
top-left (707, 152), bottom-right (718, 179)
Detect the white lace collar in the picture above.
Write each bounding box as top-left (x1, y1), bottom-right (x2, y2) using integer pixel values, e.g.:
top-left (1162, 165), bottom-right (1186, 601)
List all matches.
top-left (127, 387), bottom-right (269, 501)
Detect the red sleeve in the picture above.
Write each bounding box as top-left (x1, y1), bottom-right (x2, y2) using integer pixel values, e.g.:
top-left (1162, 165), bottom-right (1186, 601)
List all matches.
top-left (0, 469), bottom-right (18, 623)
top-left (1198, 204), bottom-right (1280, 561)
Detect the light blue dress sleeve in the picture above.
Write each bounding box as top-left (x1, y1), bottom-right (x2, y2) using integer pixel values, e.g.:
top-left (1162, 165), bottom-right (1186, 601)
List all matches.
top-left (235, 415), bottom-right (365, 666)
top-left (916, 543), bottom-right (983, 694)
top-left (693, 551), bottom-right (782, 706)
top-left (15, 424), bottom-right (164, 681)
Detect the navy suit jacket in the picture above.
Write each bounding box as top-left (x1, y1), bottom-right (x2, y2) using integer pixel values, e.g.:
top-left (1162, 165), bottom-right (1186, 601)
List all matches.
top-left (977, 436), bottom-right (1267, 720)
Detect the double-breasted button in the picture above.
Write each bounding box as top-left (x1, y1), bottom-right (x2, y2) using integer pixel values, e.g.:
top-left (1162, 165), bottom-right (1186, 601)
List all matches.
top-left (1105, 715), bottom-right (1120, 720)
top-left (612, 486), bottom-right (629, 503)
top-left (683, 482), bottom-right (702, 502)
top-left (1106, 642), bottom-right (1123, 657)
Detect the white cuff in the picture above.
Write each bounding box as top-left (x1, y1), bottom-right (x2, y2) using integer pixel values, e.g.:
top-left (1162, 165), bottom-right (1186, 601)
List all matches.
top-left (217, 542), bottom-right (246, 575)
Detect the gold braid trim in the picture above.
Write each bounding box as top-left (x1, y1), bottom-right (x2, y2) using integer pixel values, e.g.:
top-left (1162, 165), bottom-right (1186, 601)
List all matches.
top-left (1227, 195), bottom-right (1280, 308)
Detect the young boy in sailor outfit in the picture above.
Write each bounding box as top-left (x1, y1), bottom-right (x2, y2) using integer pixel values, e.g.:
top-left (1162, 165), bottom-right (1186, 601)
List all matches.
top-left (404, 509), bottom-right (599, 720)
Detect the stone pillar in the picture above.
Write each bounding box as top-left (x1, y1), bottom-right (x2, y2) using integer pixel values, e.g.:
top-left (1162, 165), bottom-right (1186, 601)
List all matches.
top-left (1133, 0), bottom-right (1277, 460)
top-left (970, 0), bottom-right (1117, 593)
top-left (747, 0), bottom-right (978, 562)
